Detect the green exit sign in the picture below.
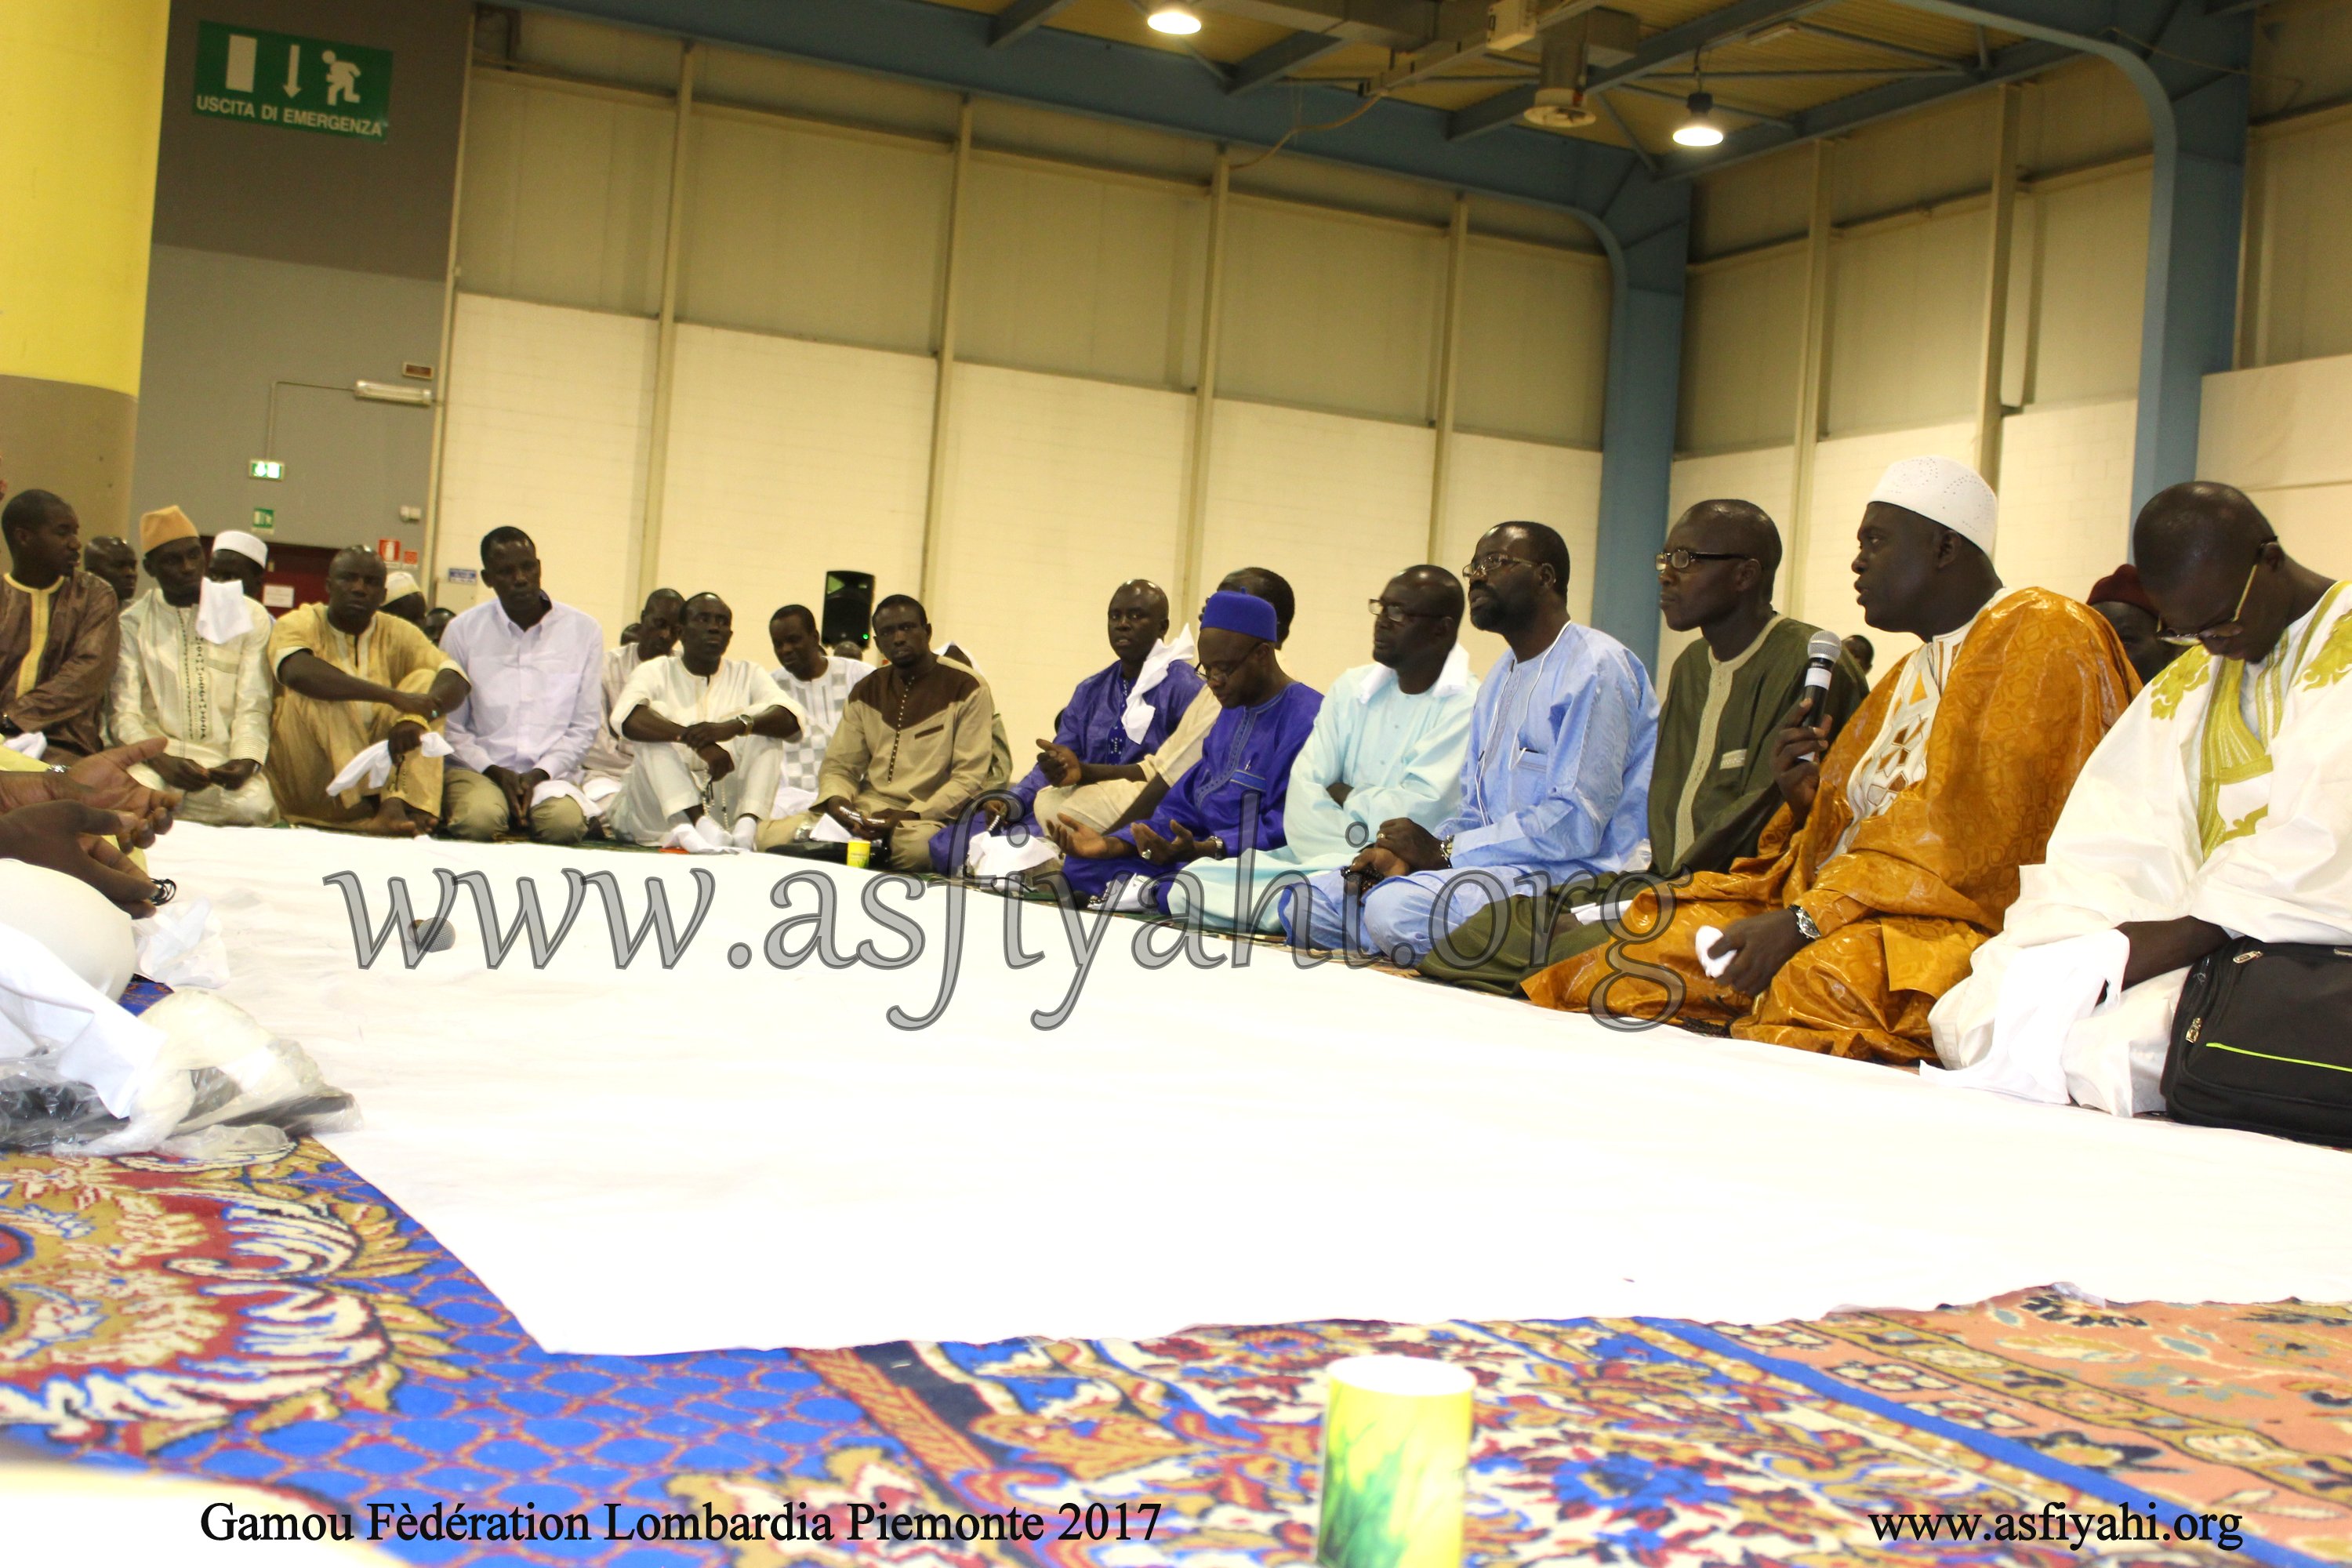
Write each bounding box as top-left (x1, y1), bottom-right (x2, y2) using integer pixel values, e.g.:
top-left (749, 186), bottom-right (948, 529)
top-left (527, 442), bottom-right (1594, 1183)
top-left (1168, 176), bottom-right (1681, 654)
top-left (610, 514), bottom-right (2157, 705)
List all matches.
top-left (249, 458), bottom-right (282, 480)
top-left (194, 21), bottom-right (392, 142)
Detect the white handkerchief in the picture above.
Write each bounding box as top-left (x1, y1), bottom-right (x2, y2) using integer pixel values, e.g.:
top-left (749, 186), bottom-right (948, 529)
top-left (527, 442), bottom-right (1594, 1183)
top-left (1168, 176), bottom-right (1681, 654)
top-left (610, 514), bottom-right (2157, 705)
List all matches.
top-left (325, 731), bottom-right (453, 797)
top-left (4, 731), bottom-right (45, 760)
top-left (530, 779), bottom-right (603, 820)
top-left (1694, 925), bottom-right (1732, 978)
top-left (1123, 628), bottom-right (1196, 742)
top-left (965, 829), bottom-right (1057, 880)
top-left (807, 813), bottom-right (854, 844)
top-left (132, 898), bottom-right (231, 990)
top-left (195, 577), bottom-right (250, 645)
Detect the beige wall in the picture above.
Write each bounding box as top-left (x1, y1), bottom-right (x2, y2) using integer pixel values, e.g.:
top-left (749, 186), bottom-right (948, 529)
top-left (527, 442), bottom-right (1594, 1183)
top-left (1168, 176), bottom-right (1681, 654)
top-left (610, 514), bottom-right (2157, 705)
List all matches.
top-left (434, 13), bottom-right (1613, 748)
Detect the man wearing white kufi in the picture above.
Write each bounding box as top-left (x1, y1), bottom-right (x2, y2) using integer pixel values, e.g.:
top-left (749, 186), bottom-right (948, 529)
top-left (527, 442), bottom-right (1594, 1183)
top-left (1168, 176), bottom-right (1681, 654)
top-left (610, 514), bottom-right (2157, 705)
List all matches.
top-left (1929, 482), bottom-right (2352, 1112)
top-left (207, 529), bottom-right (273, 610)
top-left (1521, 454), bottom-right (2137, 1065)
top-left (108, 506), bottom-right (278, 826)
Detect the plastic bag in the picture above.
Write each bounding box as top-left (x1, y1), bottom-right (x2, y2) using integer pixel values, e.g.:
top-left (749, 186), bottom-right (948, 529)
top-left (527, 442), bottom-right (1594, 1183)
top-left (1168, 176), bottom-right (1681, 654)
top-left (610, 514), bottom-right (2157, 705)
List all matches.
top-left (0, 940), bottom-right (358, 1160)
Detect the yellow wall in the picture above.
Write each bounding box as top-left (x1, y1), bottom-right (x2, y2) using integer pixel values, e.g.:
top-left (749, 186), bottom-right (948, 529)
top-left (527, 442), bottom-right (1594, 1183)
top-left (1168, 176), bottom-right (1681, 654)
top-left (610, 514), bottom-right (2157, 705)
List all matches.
top-left (0, 0), bottom-right (170, 397)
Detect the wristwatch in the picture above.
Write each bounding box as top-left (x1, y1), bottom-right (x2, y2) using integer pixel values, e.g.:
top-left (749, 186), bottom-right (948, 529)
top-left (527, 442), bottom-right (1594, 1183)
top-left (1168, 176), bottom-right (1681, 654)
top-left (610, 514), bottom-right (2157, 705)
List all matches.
top-left (1792, 905), bottom-right (1822, 942)
top-left (1439, 834), bottom-right (1456, 867)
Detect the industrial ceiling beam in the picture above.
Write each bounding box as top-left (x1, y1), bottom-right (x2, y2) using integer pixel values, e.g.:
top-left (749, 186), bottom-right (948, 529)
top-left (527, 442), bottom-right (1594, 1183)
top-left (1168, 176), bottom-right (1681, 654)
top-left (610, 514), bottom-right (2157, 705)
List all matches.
top-left (1791, 19), bottom-right (1967, 67)
top-left (1652, 34), bottom-right (2069, 173)
top-left (989, 0), bottom-right (1080, 46)
top-left (1446, 0), bottom-right (1845, 140)
top-left (1182, 0), bottom-right (1441, 49)
top-left (1226, 29), bottom-right (1353, 93)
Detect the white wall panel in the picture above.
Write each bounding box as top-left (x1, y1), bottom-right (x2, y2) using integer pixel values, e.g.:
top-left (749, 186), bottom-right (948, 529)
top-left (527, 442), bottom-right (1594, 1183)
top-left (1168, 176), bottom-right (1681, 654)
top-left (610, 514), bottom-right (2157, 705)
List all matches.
top-left (656, 325), bottom-right (934, 649)
top-left (679, 114), bottom-right (949, 353)
top-left (1679, 250), bottom-right (1806, 454)
top-left (931, 363), bottom-right (1192, 746)
top-left (1453, 241), bottom-right (1610, 448)
top-left (2242, 115), bottom-right (2352, 368)
top-left (2200, 351), bottom-right (2352, 491)
top-left (459, 74), bottom-right (673, 318)
top-left (1202, 401), bottom-right (1436, 699)
top-left (1218, 201), bottom-right (1446, 424)
top-left (2024, 172), bottom-right (2147, 405)
top-left (436, 294), bottom-right (655, 640)
top-left (1439, 434), bottom-right (1602, 680)
top-left (2200, 352), bottom-right (2352, 579)
top-left (1991, 397), bottom-right (2136, 600)
top-left (1824, 213), bottom-right (1986, 435)
top-left (958, 157), bottom-right (1207, 390)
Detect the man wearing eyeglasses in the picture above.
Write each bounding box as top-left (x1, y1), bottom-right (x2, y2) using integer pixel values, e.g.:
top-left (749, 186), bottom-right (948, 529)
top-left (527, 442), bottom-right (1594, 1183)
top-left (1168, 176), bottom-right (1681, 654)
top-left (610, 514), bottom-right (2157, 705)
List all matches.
top-left (1521, 456), bottom-right (2135, 1066)
top-left (1046, 589), bottom-right (1320, 907)
top-left (1283, 521), bottom-right (1658, 966)
top-left (1175, 565), bottom-right (1478, 932)
top-left (1931, 482), bottom-right (2349, 1111)
top-left (1423, 499), bottom-right (1865, 991)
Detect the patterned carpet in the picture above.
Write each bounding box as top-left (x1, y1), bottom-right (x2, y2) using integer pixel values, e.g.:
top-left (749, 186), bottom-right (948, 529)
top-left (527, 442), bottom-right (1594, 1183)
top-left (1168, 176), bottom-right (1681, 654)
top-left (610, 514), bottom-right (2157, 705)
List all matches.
top-left (4, 1144), bottom-right (2348, 1565)
top-left (3, 986), bottom-right (2348, 1563)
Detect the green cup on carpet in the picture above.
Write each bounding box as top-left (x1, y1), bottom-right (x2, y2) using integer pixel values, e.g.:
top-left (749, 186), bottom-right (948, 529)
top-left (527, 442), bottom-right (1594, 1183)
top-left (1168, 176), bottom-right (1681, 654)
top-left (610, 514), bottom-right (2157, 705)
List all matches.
top-left (1315, 1355), bottom-right (1473, 1568)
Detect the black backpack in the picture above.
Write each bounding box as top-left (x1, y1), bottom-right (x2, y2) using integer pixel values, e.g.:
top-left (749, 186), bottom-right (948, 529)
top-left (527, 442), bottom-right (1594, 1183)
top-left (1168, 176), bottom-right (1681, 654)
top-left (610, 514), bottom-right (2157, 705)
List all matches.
top-left (2162, 937), bottom-right (2352, 1147)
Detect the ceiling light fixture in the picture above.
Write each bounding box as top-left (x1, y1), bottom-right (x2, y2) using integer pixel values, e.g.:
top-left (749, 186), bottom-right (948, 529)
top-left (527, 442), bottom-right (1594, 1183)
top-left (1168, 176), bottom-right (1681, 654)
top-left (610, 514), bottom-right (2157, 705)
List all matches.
top-left (1147, 4), bottom-right (1203, 34)
top-left (1673, 92), bottom-right (1724, 146)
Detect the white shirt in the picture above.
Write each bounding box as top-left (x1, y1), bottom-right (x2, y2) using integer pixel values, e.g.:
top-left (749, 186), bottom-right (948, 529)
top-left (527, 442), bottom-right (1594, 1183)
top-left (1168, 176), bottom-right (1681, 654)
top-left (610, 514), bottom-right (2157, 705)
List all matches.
top-left (438, 595), bottom-right (607, 782)
top-left (614, 653), bottom-right (804, 735)
top-left (110, 589), bottom-right (274, 765)
top-left (770, 654), bottom-right (865, 794)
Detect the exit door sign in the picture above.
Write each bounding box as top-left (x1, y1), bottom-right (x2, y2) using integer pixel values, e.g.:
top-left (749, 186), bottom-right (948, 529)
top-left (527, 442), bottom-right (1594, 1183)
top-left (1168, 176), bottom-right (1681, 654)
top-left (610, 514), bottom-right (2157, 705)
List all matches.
top-left (194, 22), bottom-right (392, 142)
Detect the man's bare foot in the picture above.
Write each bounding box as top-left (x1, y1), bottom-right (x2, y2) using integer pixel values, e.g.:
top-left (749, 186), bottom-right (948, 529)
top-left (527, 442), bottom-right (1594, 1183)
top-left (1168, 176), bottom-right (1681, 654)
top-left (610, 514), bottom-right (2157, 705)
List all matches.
top-left (354, 798), bottom-right (425, 837)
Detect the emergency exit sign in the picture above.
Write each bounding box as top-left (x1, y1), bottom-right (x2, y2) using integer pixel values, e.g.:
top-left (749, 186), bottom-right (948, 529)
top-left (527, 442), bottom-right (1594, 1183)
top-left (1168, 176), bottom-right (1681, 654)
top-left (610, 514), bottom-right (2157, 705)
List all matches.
top-left (194, 22), bottom-right (392, 142)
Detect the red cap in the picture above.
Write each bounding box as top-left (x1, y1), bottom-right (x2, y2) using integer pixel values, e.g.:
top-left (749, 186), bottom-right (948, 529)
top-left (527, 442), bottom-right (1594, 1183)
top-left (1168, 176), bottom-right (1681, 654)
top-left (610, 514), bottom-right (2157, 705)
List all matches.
top-left (2086, 563), bottom-right (2158, 615)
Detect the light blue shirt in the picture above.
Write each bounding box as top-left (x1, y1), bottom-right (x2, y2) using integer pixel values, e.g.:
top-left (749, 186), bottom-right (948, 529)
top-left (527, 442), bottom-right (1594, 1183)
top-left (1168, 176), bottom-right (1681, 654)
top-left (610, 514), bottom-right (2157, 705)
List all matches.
top-left (1184, 651), bottom-right (1479, 931)
top-left (1440, 620), bottom-right (1657, 882)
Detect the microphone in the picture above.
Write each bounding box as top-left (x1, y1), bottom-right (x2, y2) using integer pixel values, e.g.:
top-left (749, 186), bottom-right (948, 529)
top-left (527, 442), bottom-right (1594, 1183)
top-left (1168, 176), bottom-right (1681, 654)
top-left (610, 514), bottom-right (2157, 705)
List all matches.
top-left (1799, 630), bottom-right (1843, 763)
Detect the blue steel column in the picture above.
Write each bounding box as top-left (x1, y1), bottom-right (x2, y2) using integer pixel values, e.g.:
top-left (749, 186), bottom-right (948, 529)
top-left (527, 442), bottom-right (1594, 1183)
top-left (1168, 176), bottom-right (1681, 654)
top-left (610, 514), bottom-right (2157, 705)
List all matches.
top-left (2132, 49), bottom-right (2250, 513)
top-left (1588, 203), bottom-right (1690, 670)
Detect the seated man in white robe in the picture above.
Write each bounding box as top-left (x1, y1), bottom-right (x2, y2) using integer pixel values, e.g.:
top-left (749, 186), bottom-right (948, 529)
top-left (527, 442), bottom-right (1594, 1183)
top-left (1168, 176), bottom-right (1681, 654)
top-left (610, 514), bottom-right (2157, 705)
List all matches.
top-left (1178, 566), bottom-right (1475, 932)
top-left (605, 592), bottom-right (804, 849)
top-left (109, 506), bottom-right (276, 826)
top-left (1931, 482), bottom-right (2352, 1112)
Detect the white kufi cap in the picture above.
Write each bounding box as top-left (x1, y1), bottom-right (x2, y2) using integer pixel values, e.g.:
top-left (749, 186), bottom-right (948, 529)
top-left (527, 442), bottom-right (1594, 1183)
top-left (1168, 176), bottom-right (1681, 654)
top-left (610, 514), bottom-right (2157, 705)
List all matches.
top-left (1867, 455), bottom-right (1997, 558)
top-left (211, 530), bottom-right (270, 568)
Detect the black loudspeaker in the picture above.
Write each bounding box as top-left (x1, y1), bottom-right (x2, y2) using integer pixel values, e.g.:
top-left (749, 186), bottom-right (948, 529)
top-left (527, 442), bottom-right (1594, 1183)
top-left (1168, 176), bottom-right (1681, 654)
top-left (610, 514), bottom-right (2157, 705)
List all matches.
top-left (821, 571), bottom-right (876, 648)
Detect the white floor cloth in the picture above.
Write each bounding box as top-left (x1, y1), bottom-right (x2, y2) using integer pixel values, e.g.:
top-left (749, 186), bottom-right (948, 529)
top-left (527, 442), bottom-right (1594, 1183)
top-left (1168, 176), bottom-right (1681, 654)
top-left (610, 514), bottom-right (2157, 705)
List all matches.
top-left (151, 823), bottom-right (2352, 1356)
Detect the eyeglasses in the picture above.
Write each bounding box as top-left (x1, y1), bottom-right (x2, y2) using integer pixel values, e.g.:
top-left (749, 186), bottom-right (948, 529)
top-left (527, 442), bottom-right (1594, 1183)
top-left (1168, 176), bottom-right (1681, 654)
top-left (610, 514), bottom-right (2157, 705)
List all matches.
top-left (1368, 598), bottom-right (1441, 625)
top-left (1462, 552), bottom-right (1533, 580)
top-left (1655, 548), bottom-right (1753, 575)
top-left (1192, 650), bottom-right (1258, 684)
top-left (2157, 544), bottom-right (2271, 648)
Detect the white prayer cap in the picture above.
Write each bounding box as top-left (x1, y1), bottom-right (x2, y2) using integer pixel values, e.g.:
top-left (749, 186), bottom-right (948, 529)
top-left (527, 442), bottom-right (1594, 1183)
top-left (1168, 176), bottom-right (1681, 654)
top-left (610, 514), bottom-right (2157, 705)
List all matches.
top-left (1867, 455), bottom-right (1997, 558)
top-left (211, 531), bottom-right (270, 568)
top-left (384, 571), bottom-right (421, 599)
